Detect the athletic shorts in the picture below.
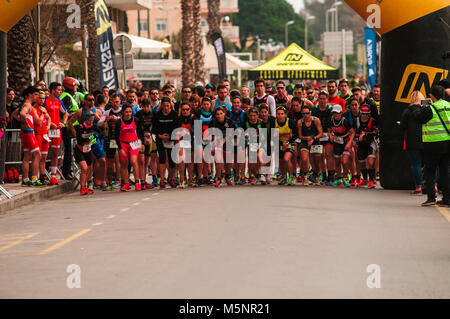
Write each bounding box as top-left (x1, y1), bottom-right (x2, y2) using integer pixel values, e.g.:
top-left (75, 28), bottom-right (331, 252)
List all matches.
top-left (279, 142), bottom-right (294, 159)
top-left (156, 139), bottom-right (176, 168)
top-left (119, 142), bottom-right (139, 161)
top-left (103, 139), bottom-right (118, 159)
top-left (299, 141), bottom-right (322, 154)
top-left (74, 146), bottom-right (92, 166)
top-left (35, 134), bottom-right (50, 155)
top-left (139, 141), bottom-right (157, 157)
top-left (333, 138), bottom-right (352, 157)
top-left (91, 141), bottom-right (105, 159)
top-left (50, 129), bottom-right (62, 149)
top-left (20, 131), bottom-right (40, 153)
top-left (357, 140), bottom-right (378, 161)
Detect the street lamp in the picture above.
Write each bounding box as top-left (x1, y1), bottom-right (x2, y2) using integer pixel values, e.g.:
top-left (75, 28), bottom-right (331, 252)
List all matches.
top-left (285, 20), bottom-right (295, 47)
top-left (305, 15), bottom-right (315, 51)
top-left (326, 8), bottom-right (336, 32)
top-left (332, 1), bottom-right (343, 31)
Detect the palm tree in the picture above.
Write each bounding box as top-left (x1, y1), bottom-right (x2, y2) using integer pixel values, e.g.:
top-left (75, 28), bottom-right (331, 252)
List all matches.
top-left (207, 0), bottom-right (221, 42)
top-left (193, 0), bottom-right (205, 85)
top-left (181, 0), bottom-right (195, 87)
top-left (7, 14), bottom-right (33, 97)
top-left (76, 0), bottom-right (100, 91)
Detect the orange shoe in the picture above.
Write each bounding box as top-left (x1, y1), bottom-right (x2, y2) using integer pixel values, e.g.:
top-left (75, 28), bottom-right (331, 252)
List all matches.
top-left (80, 187), bottom-right (88, 195)
top-left (85, 188), bottom-right (94, 194)
top-left (120, 183), bottom-right (131, 192)
top-left (135, 182), bottom-right (141, 191)
top-left (357, 179), bottom-right (368, 187)
top-left (368, 181), bottom-right (376, 188)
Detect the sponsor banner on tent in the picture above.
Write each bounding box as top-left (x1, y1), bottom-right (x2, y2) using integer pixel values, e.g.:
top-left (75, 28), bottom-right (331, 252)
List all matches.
top-left (95, 0), bottom-right (118, 89)
top-left (249, 43), bottom-right (338, 80)
top-left (364, 28), bottom-right (377, 90)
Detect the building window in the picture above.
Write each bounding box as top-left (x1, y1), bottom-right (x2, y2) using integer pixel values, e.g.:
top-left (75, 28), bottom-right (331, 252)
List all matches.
top-left (138, 19), bottom-right (149, 32)
top-left (155, 19), bottom-right (168, 32)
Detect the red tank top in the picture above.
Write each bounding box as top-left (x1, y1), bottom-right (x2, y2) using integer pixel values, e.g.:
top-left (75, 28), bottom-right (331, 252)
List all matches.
top-left (120, 118), bottom-right (138, 143)
top-left (45, 97), bottom-right (63, 124)
top-left (33, 105), bottom-right (48, 135)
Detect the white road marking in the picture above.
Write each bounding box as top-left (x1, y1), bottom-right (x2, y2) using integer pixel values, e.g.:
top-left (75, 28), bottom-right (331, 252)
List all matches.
top-left (106, 215), bottom-right (116, 219)
top-left (92, 222), bottom-right (103, 226)
top-left (133, 202), bottom-right (140, 206)
top-left (120, 208), bottom-right (130, 212)
top-left (143, 197), bottom-right (151, 201)
top-left (152, 193), bottom-right (159, 196)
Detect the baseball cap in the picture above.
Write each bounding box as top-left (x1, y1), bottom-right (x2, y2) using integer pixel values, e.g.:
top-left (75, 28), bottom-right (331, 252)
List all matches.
top-left (331, 105), bottom-right (343, 113)
top-left (360, 105), bottom-right (371, 114)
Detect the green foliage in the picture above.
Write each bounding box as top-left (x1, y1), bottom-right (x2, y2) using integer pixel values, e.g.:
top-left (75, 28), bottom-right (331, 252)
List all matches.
top-left (234, 0), bottom-right (309, 50)
top-left (61, 45), bottom-right (85, 80)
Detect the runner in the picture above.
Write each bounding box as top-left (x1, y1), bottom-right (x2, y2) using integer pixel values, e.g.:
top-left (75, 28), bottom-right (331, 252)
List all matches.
top-left (176, 102), bottom-right (195, 188)
top-left (274, 81), bottom-right (292, 109)
top-left (328, 105), bottom-right (355, 187)
top-left (152, 97), bottom-right (180, 188)
top-left (17, 86), bottom-right (43, 187)
top-left (311, 91), bottom-right (334, 185)
top-left (213, 84), bottom-right (232, 112)
top-left (344, 97), bottom-right (362, 186)
top-left (355, 105), bottom-right (379, 188)
top-left (135, 98), bottom-right (157, 190)
top-left (32, 91), bottom-right (51, 185)
top-left (194, 97), bottom-right (213, 186)
top-left (44, 82), bottom-right (68, 185)
top-left (208, 106), bottom-right (236, 187)
top-left (338, 78), bottom-right (352, 103)
top-left (97, 94), bottom-right (123, 190)
top-left (115, 104), bottom-right (142, 192)
top-left (244, 108), bottom-right (263, 184)
top-left (251, 78), bottom-right (276, 116)
top-left (229, 96), bottom-right (246, 184)
top-left (327, 80), bottom-right (346, 112)
top-left (149, 88), bottom-right (161, 113)
top-left (258, 104), bottom-right (275, 184)
top-left (73, 110), bottom-right (96, 195)
top-left (275, 106), bottom-right (297, 186)
top-left (297, 105), bottom-right (323, 186)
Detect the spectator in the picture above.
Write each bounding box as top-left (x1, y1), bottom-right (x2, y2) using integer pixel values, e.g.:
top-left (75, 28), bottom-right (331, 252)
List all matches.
top-left (6, 87), bottom-right (21, 129)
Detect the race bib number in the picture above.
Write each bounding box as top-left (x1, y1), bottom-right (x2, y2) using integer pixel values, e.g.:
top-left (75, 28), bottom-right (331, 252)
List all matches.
top-left (109, 140), bottom-right (118, 149)
top-left (295, 138), bottom-right (302, 144)
top-left (249, 143), bottom-right (259, 152)
top-left (83, 143), bottom-right (92, 153)
top-left (130, 139), bottom-right (142, 150)
top-left (163, 141), bottom-right (174, 148)
top-left (48, 129), bottom-right (60, 138)
top-left (203, 135), bottom-right (212, 144)
top-left (310, 144), bottom-right (323, 154)
top-left (179, 140), bottom-right (191, 149)
top-left (319, 133), bottom-right (329, 142)
top-left (43, 134), bottom-right (51, 142)
top-left (334, 136), bottom-right (344, 144)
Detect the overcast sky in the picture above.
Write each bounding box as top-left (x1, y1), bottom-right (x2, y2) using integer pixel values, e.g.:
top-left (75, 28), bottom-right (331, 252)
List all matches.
top-left (286, 0), bottom-right (305, 13)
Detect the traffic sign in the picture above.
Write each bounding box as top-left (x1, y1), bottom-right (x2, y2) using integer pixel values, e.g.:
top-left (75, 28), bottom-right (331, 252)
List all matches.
top-left (113, 54), bottom-right (133, 69)
top-left (113, 35), bottom-right (132, 55)
top-left (323, 31), bottom-right (354, 56)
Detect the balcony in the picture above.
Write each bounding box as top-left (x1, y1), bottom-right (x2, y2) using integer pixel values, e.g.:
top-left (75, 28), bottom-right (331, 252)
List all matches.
top-left (200, 0), bottom-right (238, 15)
top-left (221, 25), bottom-right (239, 40)
top-left (106, 0), bottom-right (151, 10)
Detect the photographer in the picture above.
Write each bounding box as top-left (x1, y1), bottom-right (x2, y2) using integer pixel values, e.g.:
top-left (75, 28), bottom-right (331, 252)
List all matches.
top-left (413, 85), bottom-right (450, 207)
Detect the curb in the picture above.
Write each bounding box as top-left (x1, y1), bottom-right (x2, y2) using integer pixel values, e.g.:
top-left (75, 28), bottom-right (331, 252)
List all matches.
top-left (0, 180), bottom-right (77, 215)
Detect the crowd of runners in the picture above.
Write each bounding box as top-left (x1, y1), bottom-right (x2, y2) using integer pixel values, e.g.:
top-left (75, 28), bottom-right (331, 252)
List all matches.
top-left (5, 77), bottom-right (384, 195)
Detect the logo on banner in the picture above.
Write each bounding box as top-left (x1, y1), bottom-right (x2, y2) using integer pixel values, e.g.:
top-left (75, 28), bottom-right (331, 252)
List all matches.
top-left (95, 0), bottom-right (112, 35)
top-left (395, 64), bottom-right (448, 103)
top-left (284, 53), bottom-right (303, 62)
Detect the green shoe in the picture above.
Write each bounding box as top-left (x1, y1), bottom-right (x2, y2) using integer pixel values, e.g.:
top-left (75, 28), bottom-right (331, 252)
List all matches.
top-left (32, 180), bottom-right (46, 187)
top-left (22, 180), bottom-right (33, 187)
top-left (278, 176), bottom-right (287, 185)
top-left (331, 179), bottom-right (344, 187)
top-left (287, 176), bottom-right (293, 186)
top-left (343, 178), bottom-right (351, 187)
top-left (105, 185), bottom-right (114, 191)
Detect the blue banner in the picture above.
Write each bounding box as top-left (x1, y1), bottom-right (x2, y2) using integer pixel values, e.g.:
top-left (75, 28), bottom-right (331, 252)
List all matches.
top-left (364, 27), bottom-right (376, 90)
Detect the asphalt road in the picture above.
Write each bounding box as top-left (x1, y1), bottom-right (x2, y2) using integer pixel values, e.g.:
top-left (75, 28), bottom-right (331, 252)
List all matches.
top-left (0, 184), bottom-right (449, 298)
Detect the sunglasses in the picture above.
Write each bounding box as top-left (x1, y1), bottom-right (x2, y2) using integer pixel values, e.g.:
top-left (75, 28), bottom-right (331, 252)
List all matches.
top-left (307, 91), bottom-right (314, 94)
top-left (276, 87), bottom-right (284, 90)
top-left (181, 108), bottom-right (190, 111)
top-left (182, 91), bottom-right (191, 94)
top-left (150, 92), bottom-right (158, 95)
top-left (86, 98), bottom-right (95, 102)
top-left (164, 91), bottom-right (171, 94)
top-left (301, 112), bottom-right (310, 115)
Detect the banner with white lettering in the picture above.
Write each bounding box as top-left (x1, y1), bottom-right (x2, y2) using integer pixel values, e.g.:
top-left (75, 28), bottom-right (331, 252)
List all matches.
top-left (95, 0), bottom-right (118, 89)
top-left (364, 27), bottom-right (376, 90)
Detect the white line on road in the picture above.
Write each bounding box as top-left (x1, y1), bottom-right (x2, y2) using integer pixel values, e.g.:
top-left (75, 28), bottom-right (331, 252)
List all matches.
top-left (120, 208), bottom-right (130, 212)
top-left (133, 202), bottom-right (140, 206)
top-left (92, 222), bottom-right (103, 226)
top-left (143, 197), bottom-right (151, 201)
top-left (106, 215), bottom-right (116, 219)
top-left (152, 193), bottom-right (159, 196)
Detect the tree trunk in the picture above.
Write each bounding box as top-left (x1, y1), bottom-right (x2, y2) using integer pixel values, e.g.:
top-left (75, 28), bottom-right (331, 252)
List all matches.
top-left (207, 0), bottom-right (221, 43)
top-left (77, 0), bottom-right (100, 92)
top-left (181, 0), bottom-right (195, 87)
top-left (193, 0), bottom-right (205, 84)
top-left (7, 14), bottom-right (33, 97)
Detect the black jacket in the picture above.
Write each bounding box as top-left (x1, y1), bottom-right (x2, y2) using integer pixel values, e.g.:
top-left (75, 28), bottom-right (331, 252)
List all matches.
top-left (399, 104), bottom-right (423, 151)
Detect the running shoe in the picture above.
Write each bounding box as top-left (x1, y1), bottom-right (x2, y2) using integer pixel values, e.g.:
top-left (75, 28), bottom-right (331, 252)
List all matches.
top-left (226, 177), bottom-right (233, 186)
top-left (421, 199), bottom-right (436, 207)
top-left (296, 175), bottom-right (303, 183)
top-left (410, 189), bottom-right (422, 195)
top-left (180, 181), bottom-right (187, 189)
top-left (302, 176), bottom-right (309, 186)
top-left (85, 188), bottom-right (94, 195)
top-left (48, 177), bottom-right (59, 186)
top-left (357, 179), bottom-right (368, 187)
top-left (22, 180), bottom-right (33, 187)
top-left (32, 180), bottom-right (46, 187)
top-left (350, 177), bottom-right (358, 187)
top-left (287, 176), bottom-right (294, 186)
top-left (159, 180), bottom-right (165, 189)
top-left (331, 179), bottom-right (344, 187)
top-left (278, 176), bottom-right (287, 185)
top-left (168, 178), bottom-right (177, 188)
top-left (260, 175), bottom-right (266, 185)
top-left (135, 182), bottom-right (141, 191)
top-left (343, 178), bottom-right (351, 188)
top-left (368, 181), bottom-right (376, 189)
top-left (80, 187), bottom-right (88, 195)
top-left (104, 184), bottom-right (114, 191)
top-left (250, 176), bottom-right (256, 185)
top-left (214, 180), bottom-right (221, 187)
top-left (120, 183), bottom-right (131, 192)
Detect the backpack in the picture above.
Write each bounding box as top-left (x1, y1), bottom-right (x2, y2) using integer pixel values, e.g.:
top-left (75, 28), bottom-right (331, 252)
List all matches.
top-left (4, 167), bottom-right (19, 183)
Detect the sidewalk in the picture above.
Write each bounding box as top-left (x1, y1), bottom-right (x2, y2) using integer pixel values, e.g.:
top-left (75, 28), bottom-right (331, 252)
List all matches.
top-left (0, 180), bottom-right (76, 215)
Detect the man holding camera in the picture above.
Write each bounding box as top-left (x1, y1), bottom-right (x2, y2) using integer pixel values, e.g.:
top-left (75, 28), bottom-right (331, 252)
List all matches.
top-left (414, 85), bottom-right (450, 207)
